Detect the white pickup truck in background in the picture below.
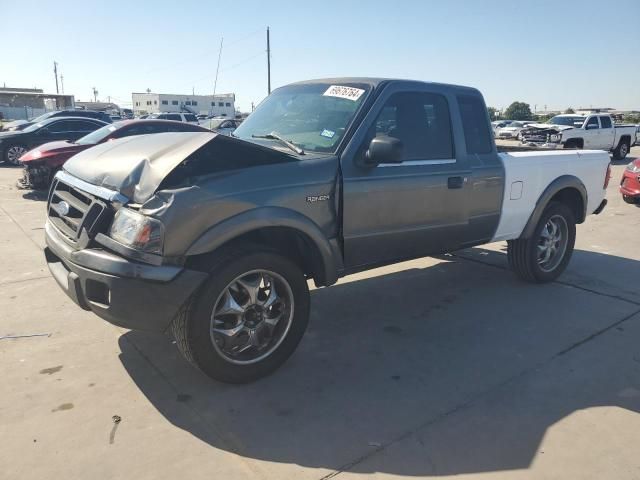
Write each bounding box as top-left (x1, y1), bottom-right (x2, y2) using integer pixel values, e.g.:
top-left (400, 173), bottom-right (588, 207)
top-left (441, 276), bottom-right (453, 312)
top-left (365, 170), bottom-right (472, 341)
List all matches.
top-left (521, 113), bottom-right (636, 160)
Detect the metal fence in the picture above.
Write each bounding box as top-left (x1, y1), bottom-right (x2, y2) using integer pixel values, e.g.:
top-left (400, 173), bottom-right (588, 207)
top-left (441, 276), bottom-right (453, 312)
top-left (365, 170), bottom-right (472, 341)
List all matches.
top-left (0, 106), bottom-right (48, 121)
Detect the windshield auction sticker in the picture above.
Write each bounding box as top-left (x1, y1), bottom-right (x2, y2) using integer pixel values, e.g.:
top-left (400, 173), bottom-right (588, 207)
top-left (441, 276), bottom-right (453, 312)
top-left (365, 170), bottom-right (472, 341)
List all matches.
top-left (323, 85), bottom-right (365, 101)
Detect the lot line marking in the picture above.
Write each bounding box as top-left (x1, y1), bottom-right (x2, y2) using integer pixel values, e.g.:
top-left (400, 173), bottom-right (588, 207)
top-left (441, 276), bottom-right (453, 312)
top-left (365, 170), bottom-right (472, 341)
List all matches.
top-left (319, 307), bottom-right (640, 480)
top-left (450, 251), bottom-right (640, 307)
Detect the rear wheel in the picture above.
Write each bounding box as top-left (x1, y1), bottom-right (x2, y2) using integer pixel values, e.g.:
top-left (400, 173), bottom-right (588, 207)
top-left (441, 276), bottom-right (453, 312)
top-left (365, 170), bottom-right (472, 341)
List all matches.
top-left (613, 139), bottom-right (630, 160)
top-left (4, 144), bottom-right (28, 165)
top-left (508, 202), bottom-right (576, 283)
top-left (171, 246), bottom-right (310, 383)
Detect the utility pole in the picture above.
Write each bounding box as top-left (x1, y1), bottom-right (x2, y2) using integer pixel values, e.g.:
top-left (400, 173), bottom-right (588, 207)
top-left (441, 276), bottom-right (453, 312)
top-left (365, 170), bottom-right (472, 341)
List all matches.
top-left (213, 37), bottom-right (223, 96)
top-left (266, 27), bottom-right (271, 94)
top-left (53, 61), bottom-right (59, 94)
top-left (92, 87), bottom-right (98, 102)
top-left (60, 75), bottom-right (64, 94)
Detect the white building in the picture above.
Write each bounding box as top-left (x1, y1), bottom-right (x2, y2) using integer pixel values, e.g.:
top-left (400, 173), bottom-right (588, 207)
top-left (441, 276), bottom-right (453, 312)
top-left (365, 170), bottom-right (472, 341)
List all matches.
top-left (132, 92), bottom-right (235, 117)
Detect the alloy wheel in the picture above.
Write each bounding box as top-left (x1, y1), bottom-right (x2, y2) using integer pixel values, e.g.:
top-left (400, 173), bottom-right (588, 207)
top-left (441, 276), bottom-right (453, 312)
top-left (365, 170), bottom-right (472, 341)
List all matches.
top-left (210, 269), bottom-right (294, 364)
top-left (537, 215), bottom-right (568, 272)
top-left (6, 145), bottom-right (27, 164)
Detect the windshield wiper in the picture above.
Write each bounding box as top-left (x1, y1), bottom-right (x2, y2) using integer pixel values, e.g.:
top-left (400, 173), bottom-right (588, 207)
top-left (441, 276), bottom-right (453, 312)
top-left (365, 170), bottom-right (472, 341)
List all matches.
top-left (252, 132), bottom-right (305, 155)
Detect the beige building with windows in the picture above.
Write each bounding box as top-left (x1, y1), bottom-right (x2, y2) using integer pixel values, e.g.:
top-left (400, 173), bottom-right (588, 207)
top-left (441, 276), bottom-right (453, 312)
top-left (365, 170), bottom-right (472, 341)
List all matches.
top-left (131, 92), bottom-right (235, 116)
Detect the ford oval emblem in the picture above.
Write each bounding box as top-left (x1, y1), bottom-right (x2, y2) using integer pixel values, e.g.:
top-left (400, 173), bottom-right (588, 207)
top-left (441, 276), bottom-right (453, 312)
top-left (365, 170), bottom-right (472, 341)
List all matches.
top-left (55, 201), bottom-right (70, 216)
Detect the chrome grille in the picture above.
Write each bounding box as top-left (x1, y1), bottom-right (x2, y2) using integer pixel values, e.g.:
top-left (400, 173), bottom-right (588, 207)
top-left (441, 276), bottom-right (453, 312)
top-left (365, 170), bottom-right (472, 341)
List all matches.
top-left (48, 177), bottom-right (112, 244)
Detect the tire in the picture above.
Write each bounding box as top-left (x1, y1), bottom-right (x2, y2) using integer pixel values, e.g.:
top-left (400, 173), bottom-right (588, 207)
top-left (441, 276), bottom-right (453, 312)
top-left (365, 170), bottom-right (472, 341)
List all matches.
top-left (613, 139), bottom-right (630, 160)
top-left (507, 202), bottom-right (576, 283)
top-left (4, 144), bottom-right (28, 165)
top-left (171, 246), bottom-right (310, 383)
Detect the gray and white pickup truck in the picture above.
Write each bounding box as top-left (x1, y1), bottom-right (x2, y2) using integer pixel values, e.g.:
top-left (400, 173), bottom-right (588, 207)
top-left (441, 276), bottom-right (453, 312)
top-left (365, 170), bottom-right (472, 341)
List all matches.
top-left (44, 78), bottom-right (610, 383)
top-left (521, 113), bottom-right (636, 160)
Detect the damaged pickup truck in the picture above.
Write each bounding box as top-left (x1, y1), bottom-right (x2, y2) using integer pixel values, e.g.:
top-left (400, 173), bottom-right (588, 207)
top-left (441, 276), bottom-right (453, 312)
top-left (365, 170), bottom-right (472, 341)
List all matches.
top-left (45, 78), bottom-right (611, 383)
top-left (520, 113), bottom-right (635, 160)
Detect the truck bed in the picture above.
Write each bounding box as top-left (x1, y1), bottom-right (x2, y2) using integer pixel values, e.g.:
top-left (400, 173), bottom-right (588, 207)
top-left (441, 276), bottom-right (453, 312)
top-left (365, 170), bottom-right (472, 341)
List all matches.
top-left (492, 149), bottom-right (610, 242)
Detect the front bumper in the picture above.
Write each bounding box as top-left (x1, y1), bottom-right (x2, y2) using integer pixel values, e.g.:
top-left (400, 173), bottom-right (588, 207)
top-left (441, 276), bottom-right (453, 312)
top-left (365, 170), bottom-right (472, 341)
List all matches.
top-left (523, 141), bottom-right (561, 149)
top-left (45, 220), bottom-right (208, 332)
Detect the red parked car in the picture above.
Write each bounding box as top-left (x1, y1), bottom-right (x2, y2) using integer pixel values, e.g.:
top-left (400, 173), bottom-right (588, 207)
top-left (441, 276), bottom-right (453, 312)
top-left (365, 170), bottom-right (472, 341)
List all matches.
top-left (19, 119), bottom-right (208, 189)
top-left (620, 158), bottom-right (640, 204)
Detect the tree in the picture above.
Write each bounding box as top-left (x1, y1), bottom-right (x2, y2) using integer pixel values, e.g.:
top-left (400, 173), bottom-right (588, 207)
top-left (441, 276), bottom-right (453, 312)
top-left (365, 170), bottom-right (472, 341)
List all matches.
top-left (564, 107), bottom-right (575, 114)
top-left (503, 101), bottom-right (533, 121)
top-left (487, 107), bottom-right (500, 120)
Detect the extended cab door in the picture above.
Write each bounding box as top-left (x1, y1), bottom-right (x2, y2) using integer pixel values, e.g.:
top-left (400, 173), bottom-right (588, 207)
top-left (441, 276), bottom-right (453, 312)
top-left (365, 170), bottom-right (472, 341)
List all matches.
top-left (583, 116), bottom-right (602, 149)
top-left (598, 115), bottom-right (615, 150)
top-left (340, 83), bottom-right (471, 269)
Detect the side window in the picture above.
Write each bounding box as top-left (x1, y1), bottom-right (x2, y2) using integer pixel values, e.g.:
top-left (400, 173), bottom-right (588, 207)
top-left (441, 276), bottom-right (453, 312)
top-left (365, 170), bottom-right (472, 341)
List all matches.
top-left (599, 116), bottom-right (612, 129)
top-left (371, 92), bottom-right (454, 161)
top-left (47, 120), bottom-right (72, 132)
top-left (185, 114), bottom-right (197, 122)
top-left (74, 121), bottom-right (100, 131)
top-left (457, 95), bottom-right (492, 154)
top-left (167, 114), bottom-right (182, 121)
top-left (586, 117), bottom-right (599, 129)
top-left (117, 125), bottom-right (165, 137)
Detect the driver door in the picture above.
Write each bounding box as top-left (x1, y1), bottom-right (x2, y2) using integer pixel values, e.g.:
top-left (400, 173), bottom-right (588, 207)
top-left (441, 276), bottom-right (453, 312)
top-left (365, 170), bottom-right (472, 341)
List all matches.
top-left (584, 116), bottom-right (601, 149)
top-left (340, 84), bottom-right (470, 269)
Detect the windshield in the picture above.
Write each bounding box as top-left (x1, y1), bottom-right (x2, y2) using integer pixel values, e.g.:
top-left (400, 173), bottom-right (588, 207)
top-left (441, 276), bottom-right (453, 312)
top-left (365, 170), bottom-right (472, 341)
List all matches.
top-left (75, 124), bottom-right (118, 145)
top-left (548, 115), bottom-right (585, 126)
top-left (234, 83), bottom-right (370, 154)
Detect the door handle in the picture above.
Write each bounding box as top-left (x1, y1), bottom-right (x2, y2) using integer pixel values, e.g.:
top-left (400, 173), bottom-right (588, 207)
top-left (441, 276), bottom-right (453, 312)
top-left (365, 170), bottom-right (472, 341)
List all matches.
top-left (448, 176), bottom-right (465, 189)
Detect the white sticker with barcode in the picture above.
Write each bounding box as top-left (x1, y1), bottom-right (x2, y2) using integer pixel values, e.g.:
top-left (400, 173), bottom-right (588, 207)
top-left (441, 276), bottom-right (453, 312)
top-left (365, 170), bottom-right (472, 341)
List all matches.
top-left (323, 85), bottom-right (365, 101)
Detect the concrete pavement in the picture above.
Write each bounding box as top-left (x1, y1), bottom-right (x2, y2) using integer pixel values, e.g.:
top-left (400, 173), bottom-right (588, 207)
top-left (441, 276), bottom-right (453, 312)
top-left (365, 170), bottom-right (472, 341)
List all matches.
top-left (1, 149), bottom-right (639, 479)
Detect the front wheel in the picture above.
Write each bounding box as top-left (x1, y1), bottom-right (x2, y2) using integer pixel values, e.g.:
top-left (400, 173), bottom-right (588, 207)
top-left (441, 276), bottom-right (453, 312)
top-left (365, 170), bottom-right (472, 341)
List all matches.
top-left (172, 247), bottom-right (310, 383)
top-left (507, 202), bottom-right (576, 283)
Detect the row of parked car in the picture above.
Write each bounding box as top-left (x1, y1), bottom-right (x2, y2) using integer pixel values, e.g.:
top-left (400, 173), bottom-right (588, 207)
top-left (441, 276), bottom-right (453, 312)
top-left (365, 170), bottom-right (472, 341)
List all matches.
top-left (0, 109), bottom-right (244, 189)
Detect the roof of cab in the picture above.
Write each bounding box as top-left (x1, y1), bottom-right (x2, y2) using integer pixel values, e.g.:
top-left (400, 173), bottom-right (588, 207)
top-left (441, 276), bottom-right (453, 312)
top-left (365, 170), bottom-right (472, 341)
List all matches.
top-left (288, 77), bottom-right (482, 95)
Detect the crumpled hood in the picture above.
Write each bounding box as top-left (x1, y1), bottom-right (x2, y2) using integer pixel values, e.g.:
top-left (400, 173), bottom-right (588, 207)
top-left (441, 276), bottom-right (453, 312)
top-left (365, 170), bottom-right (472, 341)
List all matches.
top-left (527, 123), bottom-right (574, 131)
top-left (63, 131), bottom-right (216, 203)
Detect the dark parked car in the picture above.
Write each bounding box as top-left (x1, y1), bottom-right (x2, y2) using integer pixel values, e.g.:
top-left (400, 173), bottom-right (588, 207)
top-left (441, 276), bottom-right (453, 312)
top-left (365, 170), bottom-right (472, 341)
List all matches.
top-left (1, 109), bottom-right (112, 132)
top-left (19, 119), bottom-right (208, 189)
top-left (0, 117), bottom-right (107, 164)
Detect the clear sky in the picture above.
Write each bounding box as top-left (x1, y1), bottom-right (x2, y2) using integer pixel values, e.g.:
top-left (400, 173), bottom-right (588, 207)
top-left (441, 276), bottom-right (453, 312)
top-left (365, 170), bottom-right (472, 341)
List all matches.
top-left (2, 0), bottom-right (639, 112)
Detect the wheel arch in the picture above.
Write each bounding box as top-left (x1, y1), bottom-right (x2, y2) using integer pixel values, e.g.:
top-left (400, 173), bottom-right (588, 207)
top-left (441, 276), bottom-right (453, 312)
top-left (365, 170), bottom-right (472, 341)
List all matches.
top-left (563, 137), bottom-right (584, 149)
top-left (617, 135), bottom-right (632, 148)
top-left (520, 175), bottom-right (587, 239)
top-left (184, 207), bottom-right (341, 287)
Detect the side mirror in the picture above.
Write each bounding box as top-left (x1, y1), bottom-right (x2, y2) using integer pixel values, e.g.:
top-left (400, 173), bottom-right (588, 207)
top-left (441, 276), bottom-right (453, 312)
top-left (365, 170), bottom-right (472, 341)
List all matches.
top-left (364, 136), bottom-right (403, 166)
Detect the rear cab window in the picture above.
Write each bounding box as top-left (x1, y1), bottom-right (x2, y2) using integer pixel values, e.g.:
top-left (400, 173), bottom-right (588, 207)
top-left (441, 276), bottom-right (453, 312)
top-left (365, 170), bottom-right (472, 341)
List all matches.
top-left (457, 94), bottom-right (493, 154)
top-left (599, 116), bottom-right (612, 129)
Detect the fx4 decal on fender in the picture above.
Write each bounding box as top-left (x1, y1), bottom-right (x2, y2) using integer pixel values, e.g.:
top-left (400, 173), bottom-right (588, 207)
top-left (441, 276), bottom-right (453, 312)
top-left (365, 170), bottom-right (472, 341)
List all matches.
top-left (306, 194), bottom-right (330, 203)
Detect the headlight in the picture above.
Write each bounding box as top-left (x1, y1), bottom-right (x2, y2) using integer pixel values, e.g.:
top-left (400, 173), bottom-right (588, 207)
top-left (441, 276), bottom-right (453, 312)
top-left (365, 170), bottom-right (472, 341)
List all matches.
top-left (626, 162), bottom-right (640, 174)
top-left (548, 133), bottom-right (562, 142)
top-left (109, 208), bottom-right (164, 254)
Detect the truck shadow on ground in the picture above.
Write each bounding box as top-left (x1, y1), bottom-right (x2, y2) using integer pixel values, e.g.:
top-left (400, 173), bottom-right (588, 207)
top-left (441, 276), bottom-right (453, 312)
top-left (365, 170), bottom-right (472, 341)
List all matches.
top-left (118, 248), bottom-right (640, 476)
